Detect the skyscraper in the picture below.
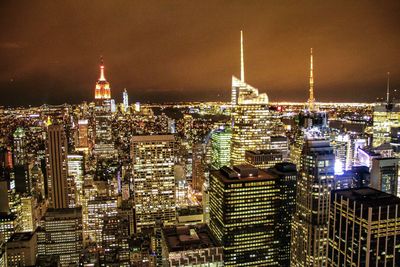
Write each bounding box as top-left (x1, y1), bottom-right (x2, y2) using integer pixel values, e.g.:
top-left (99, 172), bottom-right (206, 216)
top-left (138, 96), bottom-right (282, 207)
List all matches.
top-left (267, 162), bottom-right (297, 266)
top-left (370, 157), bottom-right (399, 196)
top-left (94, 57), bottom-right (111, 100)
top-left (123, 88), bottom-right (129, 112)
top-left (46, 125), bottom-right (70, 209)
top-left (230, 32), bottom-right (271, 165)
top-left (12, 127), bottom-right (27, 166)
top-left (209, 164), bottom-right (280, 266)
top-left (210, 127), bottom-right (231, 170)
top-left (290, 139), bottom-right (335, 266)
top-left (37, 208), bottom-right (83, 266)
top-left (308, 48), bottom-right (315, 110)
top-left (131, 135), bottom-right (176, 232)
top-left (328, 187), bottom-right (400, 266)
top-left (372, 72), bottom-right (400, 147)
top-left (67, 154), bottom-right (84, 206)
top-left (76, 119), bottom-right (89, 150)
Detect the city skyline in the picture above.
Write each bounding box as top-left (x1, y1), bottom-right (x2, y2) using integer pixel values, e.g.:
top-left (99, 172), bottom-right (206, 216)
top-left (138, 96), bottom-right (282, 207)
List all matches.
top-left (1, 1), bottom-right (400, 106)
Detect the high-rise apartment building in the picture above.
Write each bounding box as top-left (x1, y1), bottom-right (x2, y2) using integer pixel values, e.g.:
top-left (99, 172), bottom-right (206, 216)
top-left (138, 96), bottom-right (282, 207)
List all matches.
top-left (209, 164), bottom-right (280, 266)
top-left (328, 187), bottom-right (400, 266)
top-left (46, 125), bottom-right (72, 209)
top-left (131, 135), bottom-right (176, 232)
top-left (290, 139), bottom-right (335, 266)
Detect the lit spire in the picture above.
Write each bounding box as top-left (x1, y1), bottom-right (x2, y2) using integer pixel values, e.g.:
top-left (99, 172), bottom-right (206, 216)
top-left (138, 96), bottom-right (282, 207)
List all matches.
top-left (240, 30), bottom-right (245, 82)
top-left (386, 72), bottom-right (391, 104)
top-left (99, 56), bottom-right (106, 81)
top-left (308, 48), bottom-right (315, 110)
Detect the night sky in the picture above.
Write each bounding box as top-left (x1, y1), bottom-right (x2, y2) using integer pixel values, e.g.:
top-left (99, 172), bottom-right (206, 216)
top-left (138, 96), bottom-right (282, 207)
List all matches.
top-left (1, 1), bottom-right (400, 106)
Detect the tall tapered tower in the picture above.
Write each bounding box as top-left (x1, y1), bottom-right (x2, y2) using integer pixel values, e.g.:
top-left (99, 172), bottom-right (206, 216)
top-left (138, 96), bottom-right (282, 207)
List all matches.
top-left (308, 48), bottom-right (315, 110)
top-left (230, 31), bottom-right (272, 165)
top-left (240, 30), bottom-right (245, 82)
top-left (94, 57), bottom-right (111, 100)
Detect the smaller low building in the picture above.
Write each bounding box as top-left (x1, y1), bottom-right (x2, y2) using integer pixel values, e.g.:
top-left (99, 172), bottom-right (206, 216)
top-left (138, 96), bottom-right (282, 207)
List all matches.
top-left (162, 224), bottom-right (223, 267)
top-left (176, 206), bottom-right (203, 226)
top-left (245, 149), bottom-right (283, 169)
top-left (6, 232), bottom-right (37, 267)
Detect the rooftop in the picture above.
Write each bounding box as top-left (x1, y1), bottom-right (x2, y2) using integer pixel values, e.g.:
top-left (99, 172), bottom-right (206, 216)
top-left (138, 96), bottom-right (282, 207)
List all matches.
top-left (270, 135), bottom-right (287, 142)
top-left (8, 232), bottom-right (35, 243)
top-left (267, 162), bottom-right (297, 175)
top-left (333, 187), bottom-right (400, 207)
top-left (131, 134), bottom-right (175, 142)
top-left (162, 224), bottom-right (219, 252)
top-left (245, 149), bottom-right (282, 156)
top-left (212, 164), bottom-right (275, 184)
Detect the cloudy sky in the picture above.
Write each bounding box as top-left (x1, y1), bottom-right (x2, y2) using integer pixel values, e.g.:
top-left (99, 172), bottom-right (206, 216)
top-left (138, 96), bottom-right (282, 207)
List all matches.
top-left (0, 0), bottom-right (399, 106)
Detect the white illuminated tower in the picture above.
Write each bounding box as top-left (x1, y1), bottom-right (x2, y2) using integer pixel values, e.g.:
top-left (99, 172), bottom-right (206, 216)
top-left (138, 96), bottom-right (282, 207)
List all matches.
top-left (230, 31), bottom-right (271, 165)
top-left (372, 72), bottom-right (400, 147)
top-left (123, 88), bottom-right (129, 112)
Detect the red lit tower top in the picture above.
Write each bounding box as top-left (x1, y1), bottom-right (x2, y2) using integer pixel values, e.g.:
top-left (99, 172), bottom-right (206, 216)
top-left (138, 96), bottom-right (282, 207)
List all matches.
top-left (94, 57), bottom-right (111, 100)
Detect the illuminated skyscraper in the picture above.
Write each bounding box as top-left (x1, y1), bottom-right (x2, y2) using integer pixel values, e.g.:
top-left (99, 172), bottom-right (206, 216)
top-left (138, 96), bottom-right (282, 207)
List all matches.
top-left (210, 127), bottom-right (231, 170)
top-left (231, 103), bottom-right (271, 165)
top-left (291, 139), bottom-right (335, 266)
top-left (12, 127), bottom-right (27, 166)
top-left (86, 197), bottom-right (117, 247)
top-left (94, 109), bottom-right (114, 158)
top-left (192, 143), bottom-right (206, 192)
top-left (76, 119), bottom-right (89, 150)
top-left (131, 135), bottom-right (176, 232)
top-left (308, 48), bottom-right (315, 110)
top-left (267, 162), bottom-right (297, 266)
top-left (230, 31), bottom-right (270, 165)
top-left (328, 187), bottom-right (400, 266)
top-left (37, 208), bottom-right (83, 266)
top-left (209, 164), bottom-right (294, 266)
top-left (372, 72), bottom-right (400, 147)
top-left (94, 57), bottom-right (111, 100)
top-left (123, 88), bottom-right (129, 112)
top-left (67, 154), bottom-right (84, 206)
top-left (46, 125), bottom-right (71, 209)
top-left (20, 195), bottom-right (36, 232)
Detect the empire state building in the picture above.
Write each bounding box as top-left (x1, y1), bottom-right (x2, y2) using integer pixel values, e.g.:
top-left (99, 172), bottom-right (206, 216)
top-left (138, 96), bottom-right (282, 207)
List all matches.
top-left (94, 57), bottom-right (111, 100)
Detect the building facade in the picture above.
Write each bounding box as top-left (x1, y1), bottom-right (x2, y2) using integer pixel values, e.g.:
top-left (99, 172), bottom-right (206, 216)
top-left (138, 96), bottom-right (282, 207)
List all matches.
top-left (290, 139), bottom-right (335, 266)
top-left (131, 135), bottom-right (176, 232)
top-left (328, 187), bottom-right (400, 266)
top-left (209, 164), bottom-right (279, 266)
